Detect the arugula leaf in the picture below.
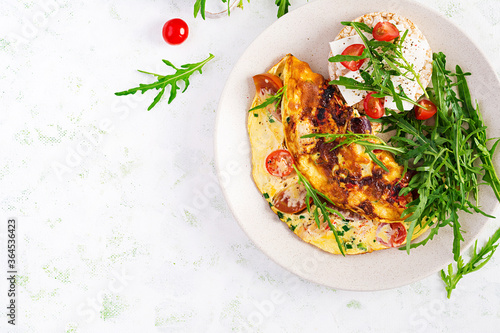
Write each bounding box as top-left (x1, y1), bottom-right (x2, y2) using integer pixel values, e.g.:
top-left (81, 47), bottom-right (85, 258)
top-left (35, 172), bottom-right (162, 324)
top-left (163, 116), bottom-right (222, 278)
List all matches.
top-left (293, 165), bottom-right (346, 255)
top-left (194, 0), bottom-right (206, 19)
top-left (325, 51), bottom-right (500, 293)
top-left (330, 21), bottom-right (428, 111)
top-left (115, 54), bottom-right (214, 111)
top-left (248, 85), bottom-right (287, 112)
top-left (455, 64), bottom-right (500, 202)
top-left (378, 54), bottom-right (499, 266)
top-left (194, 0), bottom-right (238, 18)
top-left (329, 76), bottom-right (377, 92)
top-left (194, 0), bottom-right (287, 19)
top-left (328, 48), bottom-right (370, 63)
top-left (303, 132), bottom-right (406, 172)
top-left (341, 21), bottom-right (373, 34)
top-left (441, 227), bottom-right (500, 298)
top-left (275, 0), bottom-right (291, 18)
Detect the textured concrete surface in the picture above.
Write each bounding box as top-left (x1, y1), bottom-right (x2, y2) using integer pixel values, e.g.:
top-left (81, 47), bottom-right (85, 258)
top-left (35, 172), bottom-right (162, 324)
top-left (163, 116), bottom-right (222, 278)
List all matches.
top-left (1, 0), bottom-right (500, 332)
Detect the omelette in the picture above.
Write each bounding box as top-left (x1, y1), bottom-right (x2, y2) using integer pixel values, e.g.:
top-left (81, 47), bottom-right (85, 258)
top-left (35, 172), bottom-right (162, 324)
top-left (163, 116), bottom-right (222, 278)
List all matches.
top-left (247, 54), bottom-right (428, 255)
top-left (282, 55), bottom-right (412, 222)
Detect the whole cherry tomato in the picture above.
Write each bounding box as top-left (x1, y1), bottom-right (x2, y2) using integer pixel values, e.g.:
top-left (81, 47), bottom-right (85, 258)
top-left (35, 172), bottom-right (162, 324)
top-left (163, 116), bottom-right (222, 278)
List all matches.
top-left (162, 18), bottom-right (189, 45)
top-left (414, 99), bottom-right (437, 120)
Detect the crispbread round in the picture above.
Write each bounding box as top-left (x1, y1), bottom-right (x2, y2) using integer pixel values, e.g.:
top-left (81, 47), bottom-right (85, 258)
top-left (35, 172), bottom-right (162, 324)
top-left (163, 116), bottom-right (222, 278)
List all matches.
top-left (328, 12), bottom-right (433, 111)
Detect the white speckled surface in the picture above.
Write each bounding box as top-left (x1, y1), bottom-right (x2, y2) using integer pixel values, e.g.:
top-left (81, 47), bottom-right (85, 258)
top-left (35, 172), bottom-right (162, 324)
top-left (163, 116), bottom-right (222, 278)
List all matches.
top-left (1, 0), bottom-right (500, 332)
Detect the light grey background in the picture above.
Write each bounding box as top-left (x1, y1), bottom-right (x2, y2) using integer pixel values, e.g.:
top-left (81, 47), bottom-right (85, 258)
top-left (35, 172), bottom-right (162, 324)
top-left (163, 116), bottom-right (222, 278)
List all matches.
top-left (1, 0), bottom-right (500, 332)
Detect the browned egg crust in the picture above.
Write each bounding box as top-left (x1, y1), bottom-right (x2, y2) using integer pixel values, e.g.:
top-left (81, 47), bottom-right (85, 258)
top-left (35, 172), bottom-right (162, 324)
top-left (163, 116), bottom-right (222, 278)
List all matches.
top-left (282, 55), bottom-right (412, 222)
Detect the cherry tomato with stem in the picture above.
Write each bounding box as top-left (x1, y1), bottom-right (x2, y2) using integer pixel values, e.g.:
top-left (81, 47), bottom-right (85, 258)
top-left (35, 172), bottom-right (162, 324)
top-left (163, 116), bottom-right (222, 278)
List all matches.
top-left (162, 18), bottom-right (189, 45)
top-left (340, 44), bottom-right (366, 71)
top-left (363, 92), bottom-right (385, 119)
top-left (265, 149), bottom-right (294, 177)
top-left (414, 99), bottom-right (437, 120)
top-left (372, 21), bottom-right (400, 42)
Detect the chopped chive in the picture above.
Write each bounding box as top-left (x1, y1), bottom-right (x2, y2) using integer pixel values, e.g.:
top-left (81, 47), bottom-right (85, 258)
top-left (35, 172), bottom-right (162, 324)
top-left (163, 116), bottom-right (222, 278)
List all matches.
top-left (357, 243), bottom-right (367, 251)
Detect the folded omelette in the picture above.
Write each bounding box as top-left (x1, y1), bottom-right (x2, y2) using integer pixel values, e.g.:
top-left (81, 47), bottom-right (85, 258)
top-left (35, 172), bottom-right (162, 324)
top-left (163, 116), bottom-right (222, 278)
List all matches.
top-left (282, 55), bottom-right (413, 222)
top-left (248, 54), bottom-right (427, 254)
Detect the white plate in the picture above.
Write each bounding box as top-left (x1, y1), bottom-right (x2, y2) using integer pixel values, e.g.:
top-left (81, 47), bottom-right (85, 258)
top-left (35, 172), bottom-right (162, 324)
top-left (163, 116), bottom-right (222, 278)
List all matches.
top-left (214, 0), bottom-right (500, 291)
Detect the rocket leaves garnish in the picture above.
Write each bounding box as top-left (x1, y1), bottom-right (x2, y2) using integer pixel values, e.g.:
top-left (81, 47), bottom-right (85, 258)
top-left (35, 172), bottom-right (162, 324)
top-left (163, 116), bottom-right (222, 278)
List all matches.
top-left (115, 54), bottom-right (214, 111)
top-left (275, 0), bottom-right (291, 18)
top-left (316, 51), bottom-right (500, 295)
top-left (329, 21), bottom-right (428, 112)
top-left (441, 228), bottom-right (500, 298)
top-left (294, 165), bottom-right (346, 255)
top-left (248, 85), bottom-right (287, 113)
top-left (375, 52), bottom-right (500, 295)
top-left (302, 132), bottom-right (406, 172)
top-left (194, 0), bottom-right (240, 19)
top-left (194, 0), bottom-right (207, 19)
top-left (194, 0), bottom-right (290, 20)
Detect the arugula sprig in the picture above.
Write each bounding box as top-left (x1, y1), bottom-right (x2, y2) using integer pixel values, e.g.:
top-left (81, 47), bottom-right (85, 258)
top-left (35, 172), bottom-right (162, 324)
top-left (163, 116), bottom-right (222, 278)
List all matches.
top-left (329, 21), bottom-right (428, 111)
top-left (309, 52), bottom-right (500, 293)
top-left (377, 53), bottom-right (499, 265)
top-left (302, 132), bottom-right (405, 172)
top-left (194, 0), bottom-right (290, 19)
top-left (194, 0), bottom-right (207, 19)
top-left (115, 54), bottom-right (214, 111)
top-left (455, 66), bottom-right (500, 202)
top-left (248, 85), bottom-right (287, 113)
top-left (194, 0), bottom-right (243, 19)
top-left (275, 0), bottom-right (291, 18)
top-left (441, 227), bottom-right (500, 298)
top-left (293, 165), bottom-right (346, 255)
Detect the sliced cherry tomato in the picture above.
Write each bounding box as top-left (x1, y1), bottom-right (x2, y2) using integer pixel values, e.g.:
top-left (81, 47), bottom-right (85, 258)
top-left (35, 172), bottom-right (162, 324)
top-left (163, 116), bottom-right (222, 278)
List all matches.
top-left (414, 99), bottom-right (437, 120)
top-left (340, 44), bottom-right (366, 71)
top-left (265, 150), bottom-right (294, 177)
top-left (273, 182), bottom-right (308, 214)
top-left (252, 73), bottom-right (283, 95)
top-left (162, 18), bottom-right (189, 45)
top-left (363, 92), bottom-right (385, 119)
top-left (372, 21), bottom-right (400, 42)
top-left (376, 222), bottom-right (407, 248)
top-left (253, 73), bottom-right (284, 122)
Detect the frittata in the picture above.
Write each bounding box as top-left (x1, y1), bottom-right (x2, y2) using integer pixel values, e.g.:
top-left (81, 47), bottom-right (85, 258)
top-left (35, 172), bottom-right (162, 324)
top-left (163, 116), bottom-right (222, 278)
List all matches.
top-left (247, 54), bottom-right (427, 254)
